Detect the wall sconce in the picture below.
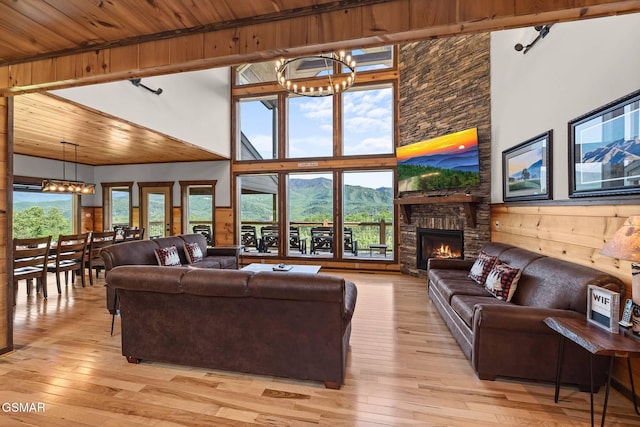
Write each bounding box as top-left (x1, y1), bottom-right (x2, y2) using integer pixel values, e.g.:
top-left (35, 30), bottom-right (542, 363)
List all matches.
top-left (130, 78), bottom-right (163, 95)
top-left (514, 25), bottom-right (553, 54)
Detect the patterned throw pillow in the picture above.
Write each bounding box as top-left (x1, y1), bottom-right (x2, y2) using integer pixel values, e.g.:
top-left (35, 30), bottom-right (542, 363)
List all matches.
top-left (468, 251), bottom-right (498, 285)
top-left (184, 242), bottom-right (204, 264)
top-left (484, 261), bottom-right (522, 302)
top-left (154, 245), bottom-right (181, 266)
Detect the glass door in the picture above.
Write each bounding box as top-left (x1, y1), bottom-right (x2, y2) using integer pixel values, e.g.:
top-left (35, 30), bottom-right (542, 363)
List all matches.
top-left (139, 182), bottom-right (173, 238)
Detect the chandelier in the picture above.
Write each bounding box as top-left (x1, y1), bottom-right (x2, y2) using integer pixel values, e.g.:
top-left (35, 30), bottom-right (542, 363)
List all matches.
top-left (275, 51), bottom-right (356, 97)
top-left (42, 141), bottom-right (96, 194)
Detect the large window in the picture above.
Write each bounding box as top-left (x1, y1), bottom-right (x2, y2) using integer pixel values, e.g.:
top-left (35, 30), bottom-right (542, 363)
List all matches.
top-left (180, 180), bottom-right (216, 244)
top-left (238, 174), bottom-right (279, 255)
top-left (342, 85), bottom-right (394, 156)
top-left (342, 171), bottom-right (394, 259)
top-left (288, 96), bottom-right (333, 158)
top-left (238, 96), bottom-right (278, 160)
top-left (233, 45), bottom-right (398, 262)
top-left (13, 179), bottom-right (76, 238)
top-left (288, 173), bottom-right (333, 257)
top-left (102, 182), bottom-right (133, 231)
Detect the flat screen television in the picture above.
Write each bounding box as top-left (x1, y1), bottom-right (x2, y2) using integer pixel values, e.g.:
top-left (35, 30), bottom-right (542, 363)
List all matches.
top-left (396, 127), bottom-right (480, 193)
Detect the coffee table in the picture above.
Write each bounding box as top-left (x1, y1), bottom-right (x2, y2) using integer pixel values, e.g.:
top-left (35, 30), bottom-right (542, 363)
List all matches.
top-left (241, 263), bottom-right (320, 274)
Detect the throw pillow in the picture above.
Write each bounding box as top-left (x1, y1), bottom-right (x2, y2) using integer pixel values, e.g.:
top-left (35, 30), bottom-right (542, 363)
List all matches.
top-left (468, 251), bottom-right (498, 285)
top-left (184, 242), bottom-right (204, 264)
top-left (484, 261), bottom-right (522, 302)
top-left (154, 245), bottom-right (181, 266)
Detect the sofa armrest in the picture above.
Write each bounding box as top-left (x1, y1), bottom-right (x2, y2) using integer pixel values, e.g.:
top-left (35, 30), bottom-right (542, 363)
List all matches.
top-left (473, 303), bottom-right (584, 335)
top-left (206, 245), bottom-right (243, 258)
top-left (343, 281), bottom-right (358, 323)
top-left (427, 258), bottom-right (475, 271)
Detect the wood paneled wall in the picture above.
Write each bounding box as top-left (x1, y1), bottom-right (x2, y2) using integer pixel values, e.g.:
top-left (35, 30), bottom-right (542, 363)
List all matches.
top-left (2, 1), bottom-right (639, 96)
top-left (0, 96), bottom-right (8, 354)
top-left (491, 203), bottom-right (640, 396)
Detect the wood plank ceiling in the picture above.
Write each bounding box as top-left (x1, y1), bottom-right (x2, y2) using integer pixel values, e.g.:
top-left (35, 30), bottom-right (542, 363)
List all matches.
top-left (3, 0), bottom-right (351, 165)
top-left (3, 0), bottom-right (640, 165)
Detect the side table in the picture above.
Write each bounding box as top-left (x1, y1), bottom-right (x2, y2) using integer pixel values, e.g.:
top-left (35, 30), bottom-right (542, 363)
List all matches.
top-left (544, 316), bottom-right (640, 427)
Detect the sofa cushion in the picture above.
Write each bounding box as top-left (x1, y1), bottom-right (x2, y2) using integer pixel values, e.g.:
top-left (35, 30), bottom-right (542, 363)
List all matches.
top-left (451, 294), bottom-right (506, 327)
top-left (154, 245), bottom-right (181, 266)
top-left (184, 242), bottom-right (204, 263)
top-left (468, 251), bottom-right (498, 285)
top-left (484, 261), bottom-right (521, 301)
top-left (429, 268), bottom-right (471, 289)
top-left (431, 277), bottom-right (493, 304)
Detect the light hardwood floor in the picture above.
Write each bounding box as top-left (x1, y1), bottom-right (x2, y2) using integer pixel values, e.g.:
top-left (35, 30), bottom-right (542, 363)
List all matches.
top-left (3, 270), bottom-right (640, 426)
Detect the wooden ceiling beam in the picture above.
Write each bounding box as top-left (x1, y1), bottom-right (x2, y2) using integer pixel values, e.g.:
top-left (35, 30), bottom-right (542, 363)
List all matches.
top-left (1, 0), bottom-right (639, 96)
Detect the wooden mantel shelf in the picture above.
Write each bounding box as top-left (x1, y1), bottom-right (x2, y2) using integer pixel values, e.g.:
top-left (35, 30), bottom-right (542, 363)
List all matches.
top-left (394, 195), bottom-right (483, 227)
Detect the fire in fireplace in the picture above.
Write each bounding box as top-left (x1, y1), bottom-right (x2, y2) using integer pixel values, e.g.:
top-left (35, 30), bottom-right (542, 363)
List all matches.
top-left (417, 228), bottom-right (463, 270)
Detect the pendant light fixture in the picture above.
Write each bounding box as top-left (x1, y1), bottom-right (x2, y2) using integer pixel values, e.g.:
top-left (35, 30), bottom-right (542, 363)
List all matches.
top-left (275, 51), bottom-right (356, 97)
top-left (42, 141), bottom-right (96, 194)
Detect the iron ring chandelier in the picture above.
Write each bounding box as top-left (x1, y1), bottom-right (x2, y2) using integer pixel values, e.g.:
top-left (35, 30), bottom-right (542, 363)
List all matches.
top-left (275, 51), bottom-right (356, 97)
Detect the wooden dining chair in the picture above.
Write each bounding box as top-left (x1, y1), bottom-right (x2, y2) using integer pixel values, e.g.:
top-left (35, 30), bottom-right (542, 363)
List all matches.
top-left (13, 236), bottom-right (51, 303)
top-left (47, 233), bottom-right (89, 293)
top-left (123, 227), bottom-right (144, 241)
top-left (85, 231), bottom-right (116, 286)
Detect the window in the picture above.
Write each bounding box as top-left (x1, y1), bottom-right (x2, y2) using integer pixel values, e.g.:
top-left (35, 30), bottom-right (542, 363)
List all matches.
top-left (342, 85), bottom-right (394, 155)
top-left (238, 174), bottom-right (279, 255)
top-left (342, 171), bottom-right (394, 259)
top-left (233, 44), bottom-right (398, 262)
top-left (13, 177), bottom-right (78, 238)
top-left (288, 173), bottom-right (333, 256)
top-left (238, 96), bottom-right (278, 160)
top-left (102, 182), bottom-right (133, 231)
top-left (287, 96), bottom-right (333, 158)
top-left (180, 180), bottom-right (216, 244)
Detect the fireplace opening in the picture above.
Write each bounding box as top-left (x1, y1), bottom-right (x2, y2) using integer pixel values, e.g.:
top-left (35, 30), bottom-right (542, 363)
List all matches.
top-left (417, 228), bottom-right (463, 270)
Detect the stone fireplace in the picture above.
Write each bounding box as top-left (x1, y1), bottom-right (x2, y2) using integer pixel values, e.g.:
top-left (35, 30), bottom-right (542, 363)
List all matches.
top-left (416, 228), bottom-right (463, 270)
top-left (398, 34), bottom-right (492, 277)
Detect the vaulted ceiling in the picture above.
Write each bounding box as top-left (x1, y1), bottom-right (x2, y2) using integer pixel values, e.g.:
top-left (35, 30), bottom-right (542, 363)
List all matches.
top-left (3, 0), bottom-right (640, 165)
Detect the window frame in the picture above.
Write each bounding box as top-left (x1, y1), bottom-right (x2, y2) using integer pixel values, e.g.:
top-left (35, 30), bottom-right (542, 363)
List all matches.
top-left (231, 45), bottom-right (399, 263)
top-left (101, 181), bottom-right (134, 231)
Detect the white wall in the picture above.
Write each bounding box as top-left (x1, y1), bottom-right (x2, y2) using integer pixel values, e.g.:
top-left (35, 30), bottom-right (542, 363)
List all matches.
top-left (490, 13), bottom-right (640, 202)
top-left (50, 68), bottom-right (231, 158)
top-left (94, 161), bottom-right (231, 206)
top-left (13, 154), bottom-right (231, 207)
top-left (14, 154), bottom-right (98, 205)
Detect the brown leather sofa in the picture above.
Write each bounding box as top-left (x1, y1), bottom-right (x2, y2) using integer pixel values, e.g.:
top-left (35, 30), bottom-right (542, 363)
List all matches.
top-left (428, 242), bottom-right (625, 390)
top-left (105, 265), bottom-right (357, 389)
top-left (101, 233), bottom-right (242, 312)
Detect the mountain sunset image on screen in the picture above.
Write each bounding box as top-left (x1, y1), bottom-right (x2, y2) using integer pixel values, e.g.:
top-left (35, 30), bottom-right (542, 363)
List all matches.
top-left (397, 128), bottom-right (480, 193)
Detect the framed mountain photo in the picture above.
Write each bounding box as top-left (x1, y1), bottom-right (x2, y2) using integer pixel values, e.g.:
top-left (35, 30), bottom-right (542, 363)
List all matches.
top-left (502, 131), bottom-right (552, 202)
top-left (569, 89), bottom-right (640, 198)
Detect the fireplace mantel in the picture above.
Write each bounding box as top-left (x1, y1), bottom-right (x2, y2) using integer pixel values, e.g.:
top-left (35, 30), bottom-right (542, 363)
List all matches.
top-left (394, 194), bottom-right (482, 227)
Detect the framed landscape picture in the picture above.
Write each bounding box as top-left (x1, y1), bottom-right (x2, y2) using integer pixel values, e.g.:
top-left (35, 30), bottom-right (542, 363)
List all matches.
top-left (569, 89), bottom-right (640, 197)
top-left (502, 131), bottom-right (552, 202)
top-left (586, 285), bottom-right (620, 333)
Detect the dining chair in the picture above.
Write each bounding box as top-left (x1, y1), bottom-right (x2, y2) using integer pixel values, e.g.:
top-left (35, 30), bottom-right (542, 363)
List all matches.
top-left (13, 236), bottom-right (51, 303)
top-left (85, 231), bottom-right (116, 286)
top-left (47, 233), bottom-right (89, 293)
top-left (123, 227), bottom-right (144, 241)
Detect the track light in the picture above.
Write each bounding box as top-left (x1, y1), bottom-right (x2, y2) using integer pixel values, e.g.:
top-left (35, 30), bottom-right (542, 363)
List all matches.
top-left (514, 24), bottom-right (553, 54)
top-left (130, 78), bottom-right (163, 95)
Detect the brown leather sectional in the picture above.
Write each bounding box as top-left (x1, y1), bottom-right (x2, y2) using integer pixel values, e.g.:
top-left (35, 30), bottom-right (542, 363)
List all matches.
top-left (105, 265), bottom-right (357, 389)
top-left (101, 233), bottom-right (242, 313)
top-left (427, 242), bottom-right (625, 390)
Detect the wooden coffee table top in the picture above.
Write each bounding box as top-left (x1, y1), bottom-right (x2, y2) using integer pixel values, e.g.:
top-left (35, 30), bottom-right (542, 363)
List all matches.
top-left (241, 263), bottom-right (321, 274)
